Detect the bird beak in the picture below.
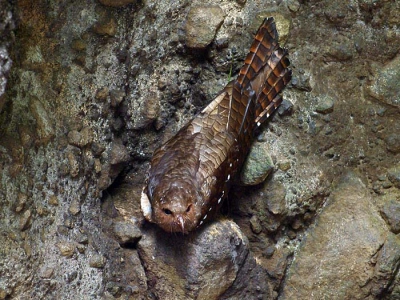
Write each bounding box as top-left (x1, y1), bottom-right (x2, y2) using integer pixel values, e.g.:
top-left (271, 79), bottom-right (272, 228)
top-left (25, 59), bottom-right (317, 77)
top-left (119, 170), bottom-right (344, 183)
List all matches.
top-left (177, 215), bottom-right (185, 232)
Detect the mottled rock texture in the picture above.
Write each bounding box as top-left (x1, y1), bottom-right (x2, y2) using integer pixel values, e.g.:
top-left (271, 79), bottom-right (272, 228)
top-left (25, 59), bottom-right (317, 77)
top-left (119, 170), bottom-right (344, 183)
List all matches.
top-left (282, 172), bottom-right (388, 299)
top-left (0, 0), bottom-right (399, 299)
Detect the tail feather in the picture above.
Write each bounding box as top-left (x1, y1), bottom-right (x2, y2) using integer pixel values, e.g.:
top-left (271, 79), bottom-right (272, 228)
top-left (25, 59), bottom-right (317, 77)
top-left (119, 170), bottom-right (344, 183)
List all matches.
top-left (237, 18), bottom-right (279, 87)
top-left (255, 49), bottom-right (292, 122)
top-left (232, 17), bottom-right (291, 132)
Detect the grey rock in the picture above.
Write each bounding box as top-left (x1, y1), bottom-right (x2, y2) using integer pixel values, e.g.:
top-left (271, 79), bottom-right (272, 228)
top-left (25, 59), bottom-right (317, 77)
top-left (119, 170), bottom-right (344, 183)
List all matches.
top-left (325, 36), bottom-right (354, 61)
top-left (89, 254), bottom-right (106, 268)
top-left (185, 6), bottom-right (225, 49)
top-left (387, 164), bottom-right (400, 189)
top-left (370, 233), bottom-right (400, 297)
top-left (249, 215), bottom-right (262, 234)
top-left (316, 95), bottom-right (334, 114)
top-left (29, 97), bottom-right (55, 144)
top-left (368, 55), bottom-right (400, 107)
top-left (95, 87), bottom-right (109, 101)
top-left (287, 0), bottom-right (301, 12)
top-left (281, 172), bottom-right (387, 299)
top-left (291, 73), bottom-right (311, 91)
top-left (110, 89), bottom-right (125, 107)
top-left (67, 152), bottom-right (80, 177)
top-left (112, 221), bottom-right (142, 246)
top-left (19, 210), bottom-right (32, 231)
top-left (137, 220), bottom-right (249, 300)
top-left (278, 99), bottom-right (294, 116)
top-left (56, 241), bottom-right (76, 257)
top-left (67, 127), bottom-right (93, 148)
top-left (385, 133), bottom-right (400, 153)
top-left (265, 181), bottom-right (287, 216)
top-left (379, 198), bottom-right (400, 234)
top-left (110, 141), bottom-right (130, 165)
top-left (69, 198), bottom-right (81, 216)
top-left (130, 91), bottom-right (160, 129)
top-left (240, 142), bottom-right (274, 185)
top-left (93, 15), bottom-right (117, 36)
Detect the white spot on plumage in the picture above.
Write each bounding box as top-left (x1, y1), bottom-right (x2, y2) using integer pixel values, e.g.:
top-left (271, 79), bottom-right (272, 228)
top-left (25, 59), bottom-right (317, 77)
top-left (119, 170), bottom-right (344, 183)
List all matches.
top-left (257, 121), bottom-right (261, 126)
top-left (229, 163), bottom-right (232, 167)
top-left (218, 197), bottom-right (222, 204)
top-left (226, 174), bottom-right (231, 182)
top-left (209, 207), bottom-right (212, 212)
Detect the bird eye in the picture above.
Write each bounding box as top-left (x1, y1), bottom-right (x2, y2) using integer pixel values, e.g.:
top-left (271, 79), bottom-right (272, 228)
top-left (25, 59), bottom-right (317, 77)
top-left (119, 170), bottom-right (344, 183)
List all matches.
top-left (163, 208), bottom-right (172, 215)
top-left (186, 204), bottom-right (192, 213)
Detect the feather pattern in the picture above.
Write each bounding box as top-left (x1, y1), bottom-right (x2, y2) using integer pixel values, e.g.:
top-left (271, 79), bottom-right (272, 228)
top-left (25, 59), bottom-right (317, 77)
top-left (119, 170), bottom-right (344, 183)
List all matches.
top-left (141, 17), bottom-right (292, 233)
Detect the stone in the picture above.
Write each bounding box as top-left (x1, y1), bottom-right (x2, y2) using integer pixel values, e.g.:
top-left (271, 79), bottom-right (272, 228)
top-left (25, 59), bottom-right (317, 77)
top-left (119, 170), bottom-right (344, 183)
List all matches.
top-left (67, 128), bottom-right (93, 148)
top-left (112, 221), bottom-right (142, 246)
top-left (110, 141), bottom-right (130, 165)
top-left (367, 55), bottom-right (400, 107)
top-left (48, 195), bottom-right (59, 206)
top-left (89, 254), bottom-right (106, 268)
top-left (67, 152), bottom-right (80, 177)
top-left (249, 215), bottom-right (262, 234)
top-left (98, 0), bottom-right (138, 7)
top-left (80, 127), bottom-right (94, 146)
top-left (93, 16), bottom-right (117, 37)
top-left (71, 39), bottom-right (86, 51)
top-left (131, 91), bottom-right (160, 129)
top-left (19, 210), bottom-right (31, 231)
top-left (15, 192), bottom-right (27, 213)
top-left (185, 5), bottom-right (225, 49)
top-left (56, 241), bottom-right (75, 257)
top-left (316, 95), bottom-right (334, 114)
top-left (95, 87), bottom-right (109, 101)
top-left (385, 133), bottom-right (400, 153)
top-left (18, 125), bottom-right (35, 148)
top-left (387, 164), bottom-right (400, 189)
top-left (69, 198), bottom-right (81, 216)
top-left (29, 97), bottom-right (55, 144)
top-left (137, 220), bottom-right (249, 299)
top-left (281, 172), bottom-right (388, 299)
top-left (325, 36), bottom-right (354, 61)
top-left (110, 89), bottom-right (125, 107)
top-left (278, 99), bottom-right (294, 116)
top-left (39, 267), bottom-right (54, 279)
top-left (287, 0), bottom-right (301, 12)
top-left (379, 198), bottom-right (400, 234)
top-left (240, 142), bottom-right (274, 185)
top-left (370, 233), bottom-right (400, 296)
top-left (264, 181), bottom-right (287, 216)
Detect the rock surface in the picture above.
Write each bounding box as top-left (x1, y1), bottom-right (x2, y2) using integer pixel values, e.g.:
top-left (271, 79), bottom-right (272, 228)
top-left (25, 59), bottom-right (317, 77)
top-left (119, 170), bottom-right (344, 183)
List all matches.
top-left (138, 220), bottom-right (250, 300)
top-left (240, 141), bottom-right (274, 185)
top-left (185, 5), bottom-right (225, 49)
top-left (367, 55), bottom-right (400, 108)
top-left (282, 173), bottom-right (388, 299)
top-left (0, 0), bottom-right (399, 299)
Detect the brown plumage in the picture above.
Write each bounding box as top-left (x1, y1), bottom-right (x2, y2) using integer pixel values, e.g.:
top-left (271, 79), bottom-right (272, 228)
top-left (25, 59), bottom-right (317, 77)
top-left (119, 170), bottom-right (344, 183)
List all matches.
top-left (141, 17), bottom-right (292, 233)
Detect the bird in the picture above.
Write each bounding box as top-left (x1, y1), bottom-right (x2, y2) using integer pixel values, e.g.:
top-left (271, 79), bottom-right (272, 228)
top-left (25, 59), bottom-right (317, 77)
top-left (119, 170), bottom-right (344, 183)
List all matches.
top-left (141, 17), bottom-right (292, 233)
